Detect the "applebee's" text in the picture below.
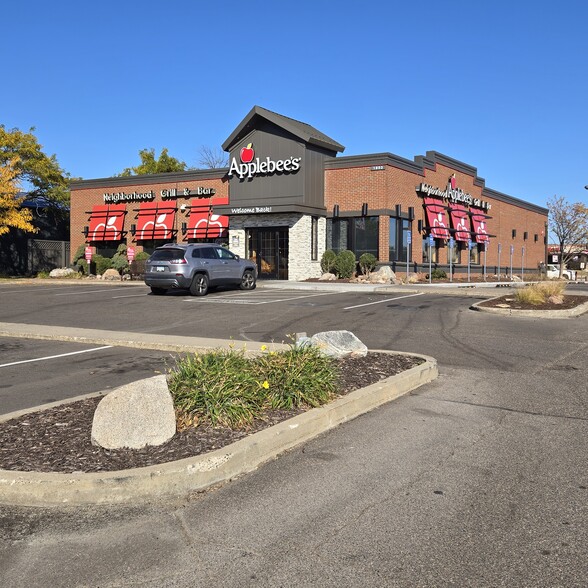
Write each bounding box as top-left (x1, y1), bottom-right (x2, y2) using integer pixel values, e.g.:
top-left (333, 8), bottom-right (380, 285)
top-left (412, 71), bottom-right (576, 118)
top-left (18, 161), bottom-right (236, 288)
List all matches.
top-left (228, 156), bottom-right (302, 180)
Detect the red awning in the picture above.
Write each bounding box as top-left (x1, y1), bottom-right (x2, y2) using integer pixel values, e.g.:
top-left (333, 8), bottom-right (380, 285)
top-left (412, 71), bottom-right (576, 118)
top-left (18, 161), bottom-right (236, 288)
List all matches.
top-left (423, 197), bottom-right (450, 239)
top-left (136, 202), bottom-right (176, 240)
top-left (449, 204), bottom-right (470, 242)
top-left (187, 197), bottom-right (229, 239)
top-left (88, 204), bottom-right (126, 241)
top-left (471, 208), bottom-right (490, 243)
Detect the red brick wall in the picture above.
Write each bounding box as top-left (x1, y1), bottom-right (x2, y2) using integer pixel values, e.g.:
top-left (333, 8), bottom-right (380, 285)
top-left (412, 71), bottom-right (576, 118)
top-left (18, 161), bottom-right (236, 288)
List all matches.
top-left (70, 176), bottom-right (228, 262)
top-left (72, 162), bottom-right (547, 273)
top-left (326, 162), bottom-right (547, 270)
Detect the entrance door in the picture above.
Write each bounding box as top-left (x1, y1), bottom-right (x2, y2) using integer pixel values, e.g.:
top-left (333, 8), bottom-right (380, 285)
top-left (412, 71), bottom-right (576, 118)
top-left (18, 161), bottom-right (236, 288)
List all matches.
top-left (247, 227), bottom-right (288, 280)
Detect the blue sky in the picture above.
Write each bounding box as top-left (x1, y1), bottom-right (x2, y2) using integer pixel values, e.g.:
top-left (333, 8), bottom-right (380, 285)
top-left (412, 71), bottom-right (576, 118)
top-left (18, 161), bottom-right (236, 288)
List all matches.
top-left (3, 0), bottom-right (587, 209)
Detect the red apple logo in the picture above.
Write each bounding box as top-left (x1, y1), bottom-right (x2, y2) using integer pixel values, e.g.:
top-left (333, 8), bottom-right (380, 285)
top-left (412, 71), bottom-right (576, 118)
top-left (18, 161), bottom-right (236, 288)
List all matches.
top-left (240, 143), bottom-right (254, 163)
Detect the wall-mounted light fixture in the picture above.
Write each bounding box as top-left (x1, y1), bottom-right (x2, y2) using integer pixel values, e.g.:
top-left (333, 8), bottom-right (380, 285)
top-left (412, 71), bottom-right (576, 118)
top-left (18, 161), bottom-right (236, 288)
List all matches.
top-left (361, 203), bottom-right (368, 216)
top-left (408, 206), bottom-right (415, 220)
top-left (512, 229), bottom-right (517, 239)
top-left (181, 222), bottom-right (188, 235)
top-left (395, 204), bottom-right (402, 217)
top-left (417, 220), bottom-right (423, 233)
top-left (82, 226), bottom-right (89, 238)
top-left (130, 224), bottom-right (136, 236)
top-left (534, 234), bottom-right (538, 242)
top-left (524, 231), bottom-right (528, 240)
top-left (333, 204), bottom-right (339, 218)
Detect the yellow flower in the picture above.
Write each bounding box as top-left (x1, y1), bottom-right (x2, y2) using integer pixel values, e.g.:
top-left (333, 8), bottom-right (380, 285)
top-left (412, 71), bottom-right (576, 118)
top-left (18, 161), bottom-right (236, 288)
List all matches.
top-left (261, 344), bottom-right (268, 352)
top-left (262, 380), bottom-right (270, 389)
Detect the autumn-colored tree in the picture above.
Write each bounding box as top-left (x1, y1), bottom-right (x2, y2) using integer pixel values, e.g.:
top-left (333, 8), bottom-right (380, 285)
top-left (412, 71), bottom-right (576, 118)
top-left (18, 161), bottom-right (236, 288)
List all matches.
top-left (547, 195), bottom-right (588, 277)
top-left (118, 148), bottom-right (187, 176)
top-left (0, 125), bottom-right (70, 209)
top-left (0, 156), bottom-right (37, 235)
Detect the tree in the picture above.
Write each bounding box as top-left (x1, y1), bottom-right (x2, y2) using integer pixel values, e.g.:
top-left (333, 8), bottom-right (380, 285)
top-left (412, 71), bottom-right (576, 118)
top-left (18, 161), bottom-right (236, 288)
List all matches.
top-left (0, 156), bottom-right (37, 236)
top-left (196, 145), bottom-right (228, 169)
top-left (118, 148), bottom-right (187, 176)
top-left (547, 195), bottom-right (588, 277)
top-left (0, 125), bottom-right (70, 208)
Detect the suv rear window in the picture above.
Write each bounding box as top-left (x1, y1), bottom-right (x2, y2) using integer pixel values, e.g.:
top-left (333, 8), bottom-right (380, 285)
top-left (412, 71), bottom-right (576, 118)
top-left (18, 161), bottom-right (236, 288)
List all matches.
top-left (150, 249), bottom-right (186, 261)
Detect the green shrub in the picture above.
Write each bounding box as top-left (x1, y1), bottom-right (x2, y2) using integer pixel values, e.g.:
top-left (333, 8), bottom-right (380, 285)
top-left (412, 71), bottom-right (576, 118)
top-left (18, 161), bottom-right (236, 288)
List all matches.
top-left (430, 268), bottom-right (447, 280)
top-left (135, 250), bottom-right (150, 261)
top-left (359, 253), bottom-right (377, 276)
top-left (167, 343), bottom-right (340, 429)
top-left (169, 349), bottom-right (262, 429)
top-left (111, 244), bottom-right (129, 275)
top-left (93, 254), bottom-right (113, 275)
top-left (335, 250), bottom-right (357, 279)
top-left (321, 249), bottom-right (337, 274)
top-left (253, 345), bottom-right (338, 410)
top-left (71, 244), bottom-right (86, 266)
top-left (36, 271), bottom-right (51, 279)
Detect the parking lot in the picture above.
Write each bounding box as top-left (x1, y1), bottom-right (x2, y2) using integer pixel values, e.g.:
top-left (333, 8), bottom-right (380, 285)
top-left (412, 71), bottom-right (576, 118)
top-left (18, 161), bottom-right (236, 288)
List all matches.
top-left (2, 280), bottom-right (587, 588)
top-left (1, 280), bottom-right (586, 415)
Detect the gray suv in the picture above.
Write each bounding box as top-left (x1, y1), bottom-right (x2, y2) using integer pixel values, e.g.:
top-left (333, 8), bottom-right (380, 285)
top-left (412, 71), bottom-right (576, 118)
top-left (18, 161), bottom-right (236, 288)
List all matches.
top-left (144, 243), bottom-right (257, 296)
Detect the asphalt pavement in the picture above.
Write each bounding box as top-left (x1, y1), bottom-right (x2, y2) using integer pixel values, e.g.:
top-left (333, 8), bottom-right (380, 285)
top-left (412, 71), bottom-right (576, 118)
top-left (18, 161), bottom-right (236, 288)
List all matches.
top-left (0, 279), bottom-right (587, 587)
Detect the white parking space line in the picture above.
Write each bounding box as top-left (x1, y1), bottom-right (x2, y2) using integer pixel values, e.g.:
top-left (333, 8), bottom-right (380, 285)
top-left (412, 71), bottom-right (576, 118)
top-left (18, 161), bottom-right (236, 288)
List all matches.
top-left (343, 292), bottom-right (424, 310)
top-left (55, 287), bottom-right (131, 296)
top-left (0, 346), bottom-right (113, 368)
top-left (111, 293), bottom-right (149, 299)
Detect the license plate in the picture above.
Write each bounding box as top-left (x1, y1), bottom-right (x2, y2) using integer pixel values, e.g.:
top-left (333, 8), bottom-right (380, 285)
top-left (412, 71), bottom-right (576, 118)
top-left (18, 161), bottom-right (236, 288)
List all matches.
top-left (155, 266), bottom-right (165, 272)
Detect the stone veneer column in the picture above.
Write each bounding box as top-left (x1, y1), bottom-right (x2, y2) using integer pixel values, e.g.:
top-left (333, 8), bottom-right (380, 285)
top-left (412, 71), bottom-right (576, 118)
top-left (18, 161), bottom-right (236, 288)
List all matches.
top-left (227, 214), bottom-right (325, 281)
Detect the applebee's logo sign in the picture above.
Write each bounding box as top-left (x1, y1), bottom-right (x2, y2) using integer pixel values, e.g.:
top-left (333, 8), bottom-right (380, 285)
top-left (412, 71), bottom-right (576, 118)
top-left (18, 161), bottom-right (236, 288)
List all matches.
top-left (228, 143), bottom-right (302, 180)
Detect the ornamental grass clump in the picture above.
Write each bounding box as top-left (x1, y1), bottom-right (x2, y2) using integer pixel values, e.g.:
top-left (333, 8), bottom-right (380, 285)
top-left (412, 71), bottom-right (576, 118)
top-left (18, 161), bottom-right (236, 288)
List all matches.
top-left (515, 281), bottom-right (565, 306)
top-left (168, 343), bottom-right (340, 430)
top-left (168, 349), bottom-right (262, 429)
top-left (253, 344), bottom-right (338, 410)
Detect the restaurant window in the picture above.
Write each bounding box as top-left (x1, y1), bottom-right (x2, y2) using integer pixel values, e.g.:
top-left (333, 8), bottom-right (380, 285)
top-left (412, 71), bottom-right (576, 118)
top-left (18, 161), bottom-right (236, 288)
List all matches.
top-left (422, 237), bottom-right (439, 263)
top-left (327, 218), bottom-right (349, 252)
top-left (353, 216), bottom-right (379, 257)
top-left (311, 216), bottom-right (318, 261)
top-left (389, 217), bottom-right (410, 262)
top-left (327, 217), bottom-right (379, 258)
top-left (470, 244), bottom-right (480, 265)
top-left (140, 240), bottom-right (169, 256)
top-left (448, 243), bottom-right (461, 264)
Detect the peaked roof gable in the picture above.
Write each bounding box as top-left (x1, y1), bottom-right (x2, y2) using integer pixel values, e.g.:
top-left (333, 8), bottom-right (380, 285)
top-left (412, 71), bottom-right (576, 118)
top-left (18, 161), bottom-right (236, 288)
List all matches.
top-left (222, 106), bottom-right (345, 154)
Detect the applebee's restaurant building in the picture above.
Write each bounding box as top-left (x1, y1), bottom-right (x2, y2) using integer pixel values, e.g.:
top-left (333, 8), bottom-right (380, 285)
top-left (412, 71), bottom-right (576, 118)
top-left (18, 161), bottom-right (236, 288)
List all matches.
top-left (70, 106), bottom-right (548, 280)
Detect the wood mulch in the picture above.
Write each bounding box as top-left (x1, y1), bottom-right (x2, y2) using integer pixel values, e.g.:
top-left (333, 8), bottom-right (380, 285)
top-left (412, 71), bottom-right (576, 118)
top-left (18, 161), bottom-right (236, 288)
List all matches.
top-left (477, 294), bottom-right (587, 311)
top-left (0, 353), bottom-right (423, 474)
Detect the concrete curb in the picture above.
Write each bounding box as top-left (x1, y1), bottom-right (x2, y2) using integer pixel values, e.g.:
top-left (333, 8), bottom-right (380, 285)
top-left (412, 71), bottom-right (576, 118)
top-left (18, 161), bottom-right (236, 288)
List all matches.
top-left (0, 351), bottom-right (437, 507)
top-left (470, 298), bottom-right (588, 318)
top-left (0, 322), bottom-right (291, 354)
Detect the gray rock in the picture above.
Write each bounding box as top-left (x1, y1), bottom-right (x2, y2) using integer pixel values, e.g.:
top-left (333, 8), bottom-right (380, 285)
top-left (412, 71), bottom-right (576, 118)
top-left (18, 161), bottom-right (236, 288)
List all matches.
top-left (102, 268), bottom-right (121, 281)
top-left (309, 330), bottom-right (368, 358)
top-left (91, 375), bottom-right (176, 450)
top-left (318, 272), bottom-right (337, 281)
top-left (49, 267), bottom-right (76, 278)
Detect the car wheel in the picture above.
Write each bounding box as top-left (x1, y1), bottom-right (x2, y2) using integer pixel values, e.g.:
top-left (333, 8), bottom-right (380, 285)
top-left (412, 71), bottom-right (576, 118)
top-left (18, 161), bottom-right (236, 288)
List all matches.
top-left (150, 287), bottom-right (166, 295)
top-left (190, 273), bottom-right (209, 296)
top-left (240, 270), bottom-right (256, 290)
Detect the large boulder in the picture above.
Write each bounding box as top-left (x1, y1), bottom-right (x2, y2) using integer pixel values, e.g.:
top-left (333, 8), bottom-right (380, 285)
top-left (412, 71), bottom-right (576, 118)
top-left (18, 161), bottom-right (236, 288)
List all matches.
top-left (318, 272), bottom-right (337, 281)
top-left (91, 375), bottom-right (176, 449)
top-left (49, 267), bottom-right (76, 278)
top-left (309, 330), bottom-right (368, 358)
top-left (101, 268), bottom-right (121, 281)
top-left (361, 265), bottom-right (398, 284)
